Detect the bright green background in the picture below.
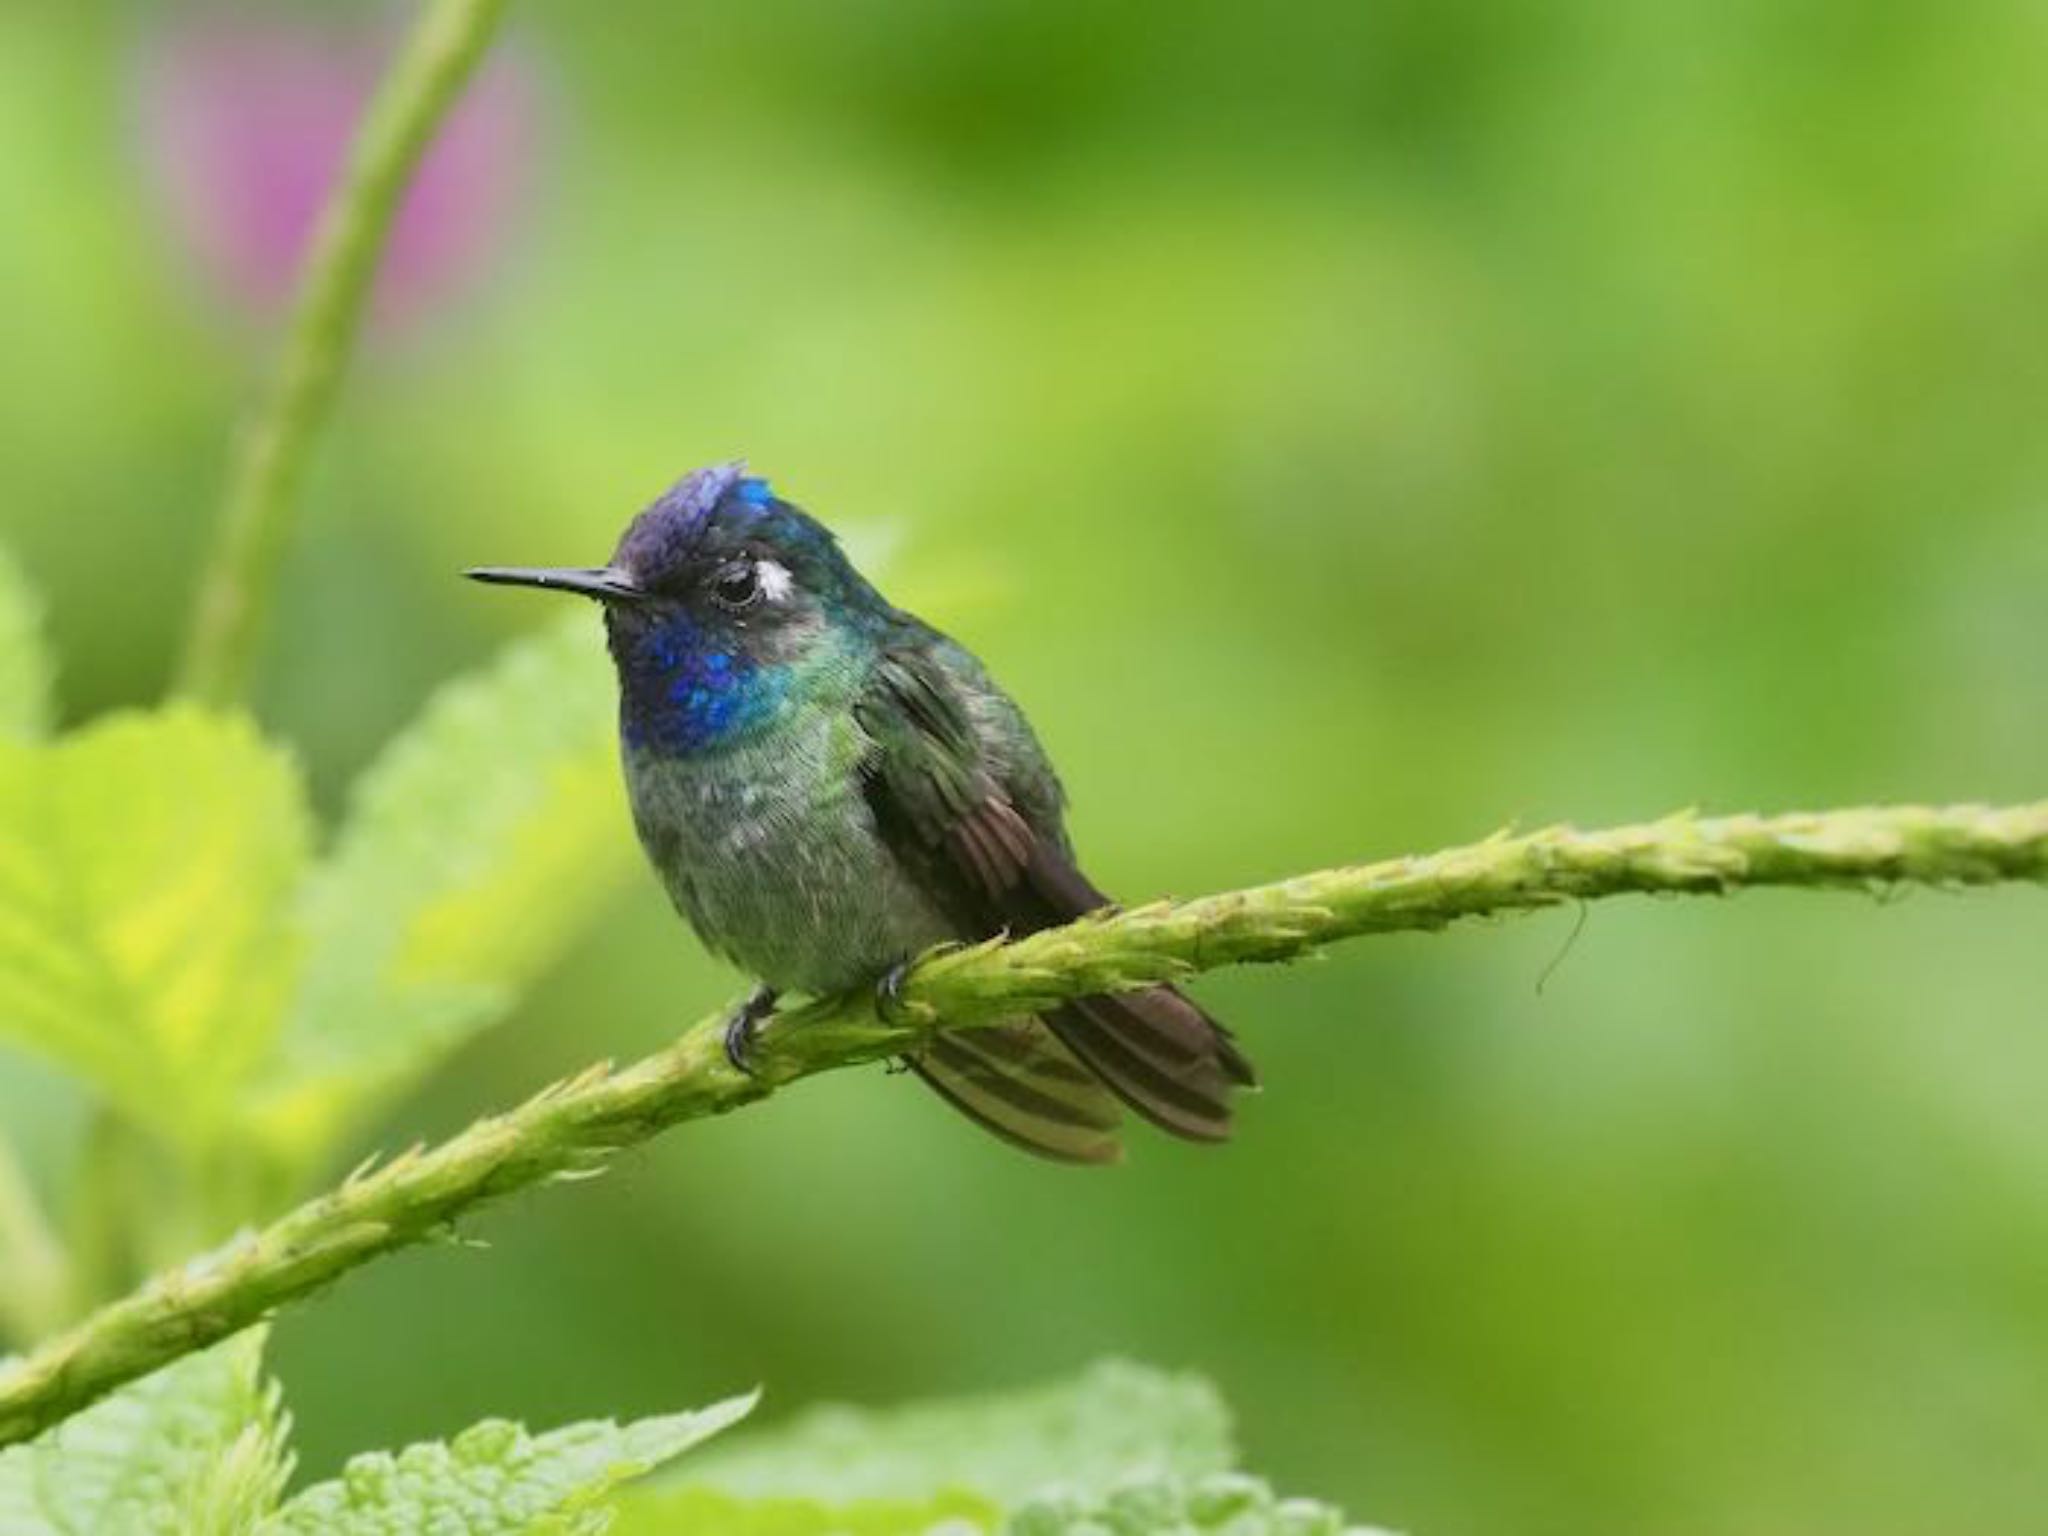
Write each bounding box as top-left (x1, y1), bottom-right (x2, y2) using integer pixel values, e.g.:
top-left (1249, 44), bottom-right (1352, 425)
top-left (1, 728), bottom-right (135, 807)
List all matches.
top-left (4, 3), bottom-right (2048, 1532)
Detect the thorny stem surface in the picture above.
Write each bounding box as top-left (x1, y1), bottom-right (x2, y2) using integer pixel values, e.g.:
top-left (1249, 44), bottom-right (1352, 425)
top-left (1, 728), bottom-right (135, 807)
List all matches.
top-left (1, 801), bottom-right (2042, 1447)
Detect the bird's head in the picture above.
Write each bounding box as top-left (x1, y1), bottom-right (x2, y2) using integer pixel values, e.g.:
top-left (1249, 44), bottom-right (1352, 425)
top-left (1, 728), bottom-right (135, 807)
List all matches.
top-left (469, 463), bottom-right (885, 752)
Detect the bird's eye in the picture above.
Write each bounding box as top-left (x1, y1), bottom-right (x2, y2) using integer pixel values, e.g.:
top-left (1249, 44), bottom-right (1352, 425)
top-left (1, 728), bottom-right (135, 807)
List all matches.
top-left (710, 559), bottom-right (761, 610)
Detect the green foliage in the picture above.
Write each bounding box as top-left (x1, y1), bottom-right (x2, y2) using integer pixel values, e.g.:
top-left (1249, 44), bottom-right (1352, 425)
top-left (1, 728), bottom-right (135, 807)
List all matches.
top-left (0, 1352), bottom-right (1375, 1536)
top-left (0, 547), bottom-right (50, 743)
top-left (258, 612), bottom-right (629, 1159)
top-left (268, 1392), bottom-right (756, 1536)
top-left (0, 1333), bottom-right (751, 1536)
top-left (0, 709), bottom-right (311, 1152)
top-left (1010, 1474), bottom-right (1393, 1536)
top-left (612, 1366), bottom-right (1385, 1536)
top-left (608, 1486), bottom-right (996, 1536)
top-left (677, 1360), bottom-right (1233, 1507)
top-left (0, 554), bottom-right (632, 1282)
top-left (0, 1334), bottom-right (288, 1536)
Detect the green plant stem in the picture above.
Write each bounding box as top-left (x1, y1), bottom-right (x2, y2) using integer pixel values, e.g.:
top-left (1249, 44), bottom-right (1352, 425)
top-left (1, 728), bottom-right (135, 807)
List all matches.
top-left (0, 1134), bottom-right (69, 1347)
top-left (0, 800), bottom-right (2043, 1446)
top-left (175, 0), bottom-right (511, 704)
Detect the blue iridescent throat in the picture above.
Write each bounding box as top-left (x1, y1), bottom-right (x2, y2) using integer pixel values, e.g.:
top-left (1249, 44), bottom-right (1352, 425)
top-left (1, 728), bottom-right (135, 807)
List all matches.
top-left (617, 614), bottom-right (791, 756)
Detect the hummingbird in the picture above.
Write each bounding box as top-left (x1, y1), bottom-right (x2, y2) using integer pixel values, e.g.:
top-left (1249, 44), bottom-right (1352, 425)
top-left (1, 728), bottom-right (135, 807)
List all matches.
top-left (468, 463), bottom-right (1254, 1162)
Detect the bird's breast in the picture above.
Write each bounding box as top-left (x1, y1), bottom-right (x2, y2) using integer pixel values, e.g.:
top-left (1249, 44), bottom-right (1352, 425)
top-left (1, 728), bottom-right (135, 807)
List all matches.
top-left (621, 710), bottom-right (953, 994)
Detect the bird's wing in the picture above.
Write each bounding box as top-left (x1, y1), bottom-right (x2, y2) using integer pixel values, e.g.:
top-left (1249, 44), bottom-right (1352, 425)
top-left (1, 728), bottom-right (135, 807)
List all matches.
top-left (855, 642), bottom-right (1253, 1153)
top-left (854, 643), bottom-right (1078, 931)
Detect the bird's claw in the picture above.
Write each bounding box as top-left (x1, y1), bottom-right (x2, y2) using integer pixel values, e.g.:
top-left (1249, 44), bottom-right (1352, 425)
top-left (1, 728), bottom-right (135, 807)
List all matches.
top-left (723, 1015), bottom-right (757, 1076)
top-left (873, 963), bottom-right (923, 1076)
top-left (874, 960), bottom-right (914, 1025)
top-left (722, 986), bottom-right (778, 1076)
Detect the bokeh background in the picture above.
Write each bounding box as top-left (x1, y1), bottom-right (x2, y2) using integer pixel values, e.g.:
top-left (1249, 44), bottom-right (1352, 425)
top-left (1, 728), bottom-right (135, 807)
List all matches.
top-left (5, 1), bottom-right (2048, 1531)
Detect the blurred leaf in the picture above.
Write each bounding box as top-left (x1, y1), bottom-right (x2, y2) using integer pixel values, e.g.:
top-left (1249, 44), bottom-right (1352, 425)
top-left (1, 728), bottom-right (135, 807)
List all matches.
top-left (258, 613), bottom-right (631, 1160)
top-left (265, 1390), bottom-right (757, 1536)
top-left (1009, 1472), bottom-right (1395, 1536)
top-left (0, 1333), bottom-right (288, 1536)
top-left (677, 1361), bottom-right (1233, 1507)
top-left (0, 708), bottom-right (310, 1152)
top-left (627, 1369), bottom-right (1385, 1536)
top-left (0, 547), bottom-right (50, 742)
top-left (609, 1484), bottom-right (996, 1536)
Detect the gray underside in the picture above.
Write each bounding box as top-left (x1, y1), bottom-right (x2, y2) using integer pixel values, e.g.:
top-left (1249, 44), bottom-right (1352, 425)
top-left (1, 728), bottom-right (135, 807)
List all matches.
top-left (623, 704), bottom-right (957, 994)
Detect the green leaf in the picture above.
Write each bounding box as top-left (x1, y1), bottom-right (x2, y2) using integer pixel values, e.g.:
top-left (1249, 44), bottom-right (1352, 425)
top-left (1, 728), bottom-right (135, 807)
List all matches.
top-left (619, 1369), bottom-right (1389, 1536)
top-left (0, 708), bottom-right (311, 1151)
top-left (676, 1362), bottom-right (1233, 1507)
top-left (0, 547), bottom-right (51, 743)
top-left (257, 614), bottom-right (632, 1160)
top-left (1008, 1473), bottom-right (1397, 1536)
top-left (0, 1333), bottom-right (289, 1536)
top-left (264, 1391), bottom-right (757, 1536)
top-left (608, 1485), bottom-right (996, 1536)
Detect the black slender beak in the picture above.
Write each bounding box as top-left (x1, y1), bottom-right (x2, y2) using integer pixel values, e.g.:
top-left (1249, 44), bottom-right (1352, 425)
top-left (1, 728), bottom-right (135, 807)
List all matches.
top-left (464, 565), bottom-right (644, 601)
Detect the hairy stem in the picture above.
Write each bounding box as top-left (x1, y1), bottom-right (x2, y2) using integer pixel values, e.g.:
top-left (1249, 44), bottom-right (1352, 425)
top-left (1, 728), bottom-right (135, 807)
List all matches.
top-left (175, 0), bottom-right (511, 704)
top-left (0, 800), bottom-right (2042, 1445)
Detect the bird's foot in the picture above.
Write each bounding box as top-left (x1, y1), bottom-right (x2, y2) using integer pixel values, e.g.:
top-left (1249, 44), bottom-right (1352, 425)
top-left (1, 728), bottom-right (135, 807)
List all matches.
top-left (873, 960), bottom-right (914, 1025)
top-left (723, 985), bottom-right (779, 1076)
top-left (874, 962), bottom-right (920, 1075)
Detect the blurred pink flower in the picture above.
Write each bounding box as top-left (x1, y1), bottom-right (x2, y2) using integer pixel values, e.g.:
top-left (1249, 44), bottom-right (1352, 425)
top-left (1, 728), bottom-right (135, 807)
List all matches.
top-left (135, 8), bottom-right (541, 326)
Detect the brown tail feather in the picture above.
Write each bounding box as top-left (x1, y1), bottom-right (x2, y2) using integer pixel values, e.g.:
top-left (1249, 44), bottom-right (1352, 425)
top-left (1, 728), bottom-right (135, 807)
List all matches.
top-left (911, 1020), bottom-right (1124, 1164)
top-left (1043, 985), bottom-right (1250, 1143)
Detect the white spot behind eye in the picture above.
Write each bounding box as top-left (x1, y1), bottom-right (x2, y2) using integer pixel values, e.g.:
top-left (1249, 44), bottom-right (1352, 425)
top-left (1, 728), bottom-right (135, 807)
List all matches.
top-left (756, 558), bottom-right (795, 602)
